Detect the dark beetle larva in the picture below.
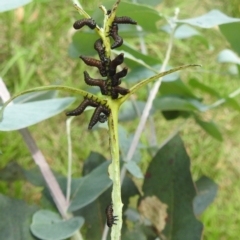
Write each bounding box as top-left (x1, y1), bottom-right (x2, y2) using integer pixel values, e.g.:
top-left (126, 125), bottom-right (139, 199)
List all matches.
top-left (83, 71), bottom-right (108, 95)
top-left (80, 56), bottom-right (107, 77)
top-left (109, 23), bottom-right (123, 49)
top-left (114, 16), bottom-right (137, 25)
top-left (111, 67), bottom-right (128, 86)
top-left (88, 105), bottom-right (110, 129)
top-left (105, 204), bottom-right (118, 228)
top-left (94, 38), bottom-right (107, 63)
top-left (109, 53), bottom-right (124, 76)
top-left (66, 96), bottom-right (98, 116)
top-left (73, 18), bottom-right (96, 30)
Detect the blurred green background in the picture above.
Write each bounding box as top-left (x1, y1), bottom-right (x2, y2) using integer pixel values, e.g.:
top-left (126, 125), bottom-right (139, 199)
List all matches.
top-left (0, 0), bottom-right (240, 239)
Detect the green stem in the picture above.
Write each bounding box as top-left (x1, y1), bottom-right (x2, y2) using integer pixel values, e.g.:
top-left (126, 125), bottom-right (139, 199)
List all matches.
top-left (66, 116), bottom-right (75, 203)
top-left (107, 100), bottom-right (123, 240)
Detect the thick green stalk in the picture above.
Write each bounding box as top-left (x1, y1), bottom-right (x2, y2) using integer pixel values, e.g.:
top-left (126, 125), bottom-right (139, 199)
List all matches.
top-left (107, 100), bottom-right (123, 240)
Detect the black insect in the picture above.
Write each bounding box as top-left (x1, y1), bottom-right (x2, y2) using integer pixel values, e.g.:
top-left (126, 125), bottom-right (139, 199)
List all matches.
top-left (88, 104), bottom-right (110, 129)
top-left (94, 38), bottom-right (109, 63)
top-left (66, 95), bottom-right (110, 129)
top-left (109, 23), bottom-right (123, 49)
top-left (73, 18), bottom-right (96, 30)
top-left (114, 16), bottom-right (137, 25)
top-left (105, 204), bottom-right (118, 228)
top-left (80, 56), bottom-right (107, 77)
top-left (83, 71), bottom-right (108, 95)
top-left (111, 67), bottom-right (128, 87)
top-left (65, 96), bottom-right (99, 116)
top-left (111, 86), bottom-right (129, 99)
top-left (109, 53), bottom-right (124, 76)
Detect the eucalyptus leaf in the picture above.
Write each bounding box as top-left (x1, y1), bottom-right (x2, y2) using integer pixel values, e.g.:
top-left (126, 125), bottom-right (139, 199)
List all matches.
top-left (189, 78), bottom-right (220, 97)
top-left (0, 194), bottom-right (39, 240)
top-left (13, 90), bottom-right (58, 104)
top-left (89, 1), bottom-right (162, 33)
top-left (119, 42), bottom-right (160, 67)
top-left (174, 24), bottom-right (201, 38)
top-left (0, 0), bottom-right (32, 12)
top-left (220, 22), bottom-right (240, 56)
top-left (118, 125), bottom-right (142, 163)
top-left (176, 10), bottom-right (240, 28)
top-left (194, 176), bottom-right (218, 216)
top-left (195, 116), bottom-right (223, 141)
top-left (121, 64), bottom-right (201, 102)
top-left (160, 78), bottom-right (199, 98)
top-left (119, 100), bottom-right (155, 122)
top-left (225, 97), bottom-right (240, 112)
top-left (0, 97), bottom-right (75, 131)
top-left (127, 65), bottom-right (179, 83)
top-left (124, 161), bottom-right (144, 179)
top-left (216, 49), bottom-right (240, 64)
top-left (30, 210), bottom-right (84, 240)
top-left (154, 95), bottom-right (208, 112)
top-left (69, 32), bottom-right (97, 58)
top-left (69, 161), bottom-right (112, 212)
top-left (141, 134), bottom-right (203, 239)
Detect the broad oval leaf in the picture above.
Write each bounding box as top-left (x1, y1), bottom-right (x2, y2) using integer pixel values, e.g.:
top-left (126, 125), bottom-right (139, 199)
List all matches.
top-left (216, 49), bottom-right (240, 64)
top-left (154, 95), bottom-right (208, 112)
top-left (193, 176), bottom-right (218, 216)
top-left (0, 0), bottom-right (32, 12)
top-left (0, 194), bottom-right (39, 240)
top-left (69, 161), bottom-right (112, 212)
top-left (177, 10), bottom-right (240, 28)
top-left (30, 210), bottom-right (84, 240)
top-left (0, 97), bottom-right (75, 131)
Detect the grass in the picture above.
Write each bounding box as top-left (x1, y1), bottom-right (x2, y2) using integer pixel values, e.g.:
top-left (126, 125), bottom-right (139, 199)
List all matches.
top-left (0, 0), bottom-right (240, 239)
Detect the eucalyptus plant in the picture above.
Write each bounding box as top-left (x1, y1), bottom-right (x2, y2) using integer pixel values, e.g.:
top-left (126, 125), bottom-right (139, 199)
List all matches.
top-left (0, 0), bottom-right (200, 239)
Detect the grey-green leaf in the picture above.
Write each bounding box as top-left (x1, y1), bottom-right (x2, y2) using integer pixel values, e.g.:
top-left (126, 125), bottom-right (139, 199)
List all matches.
top-left (30, 210), bottom-right (84, 240)
top-left (193, 176), bottom-right (218, 216)
top-left (13, 90), bottom-right (58, 104)
top-left (195, 116), bottom-right (223, 141)
top-left (124, 161), bottom-right (144, 179)
top-left (216, 49), bottom-right (240, 64)
top-left (69, 161), bottom-right (112, 212)
top-left (0, 0), bottom-right (32, 12)
top-left (0, 97), bottom-right (75, 131)
top-left (154, 95), bottom-right (208, 112)
top-left (0, 194), bottom-right (39, 240)
top-left (177, 10), bottom-right (240, 28)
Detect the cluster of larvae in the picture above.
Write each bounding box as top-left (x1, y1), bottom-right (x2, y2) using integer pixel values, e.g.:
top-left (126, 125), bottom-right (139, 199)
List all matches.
top-left (66, 12), bottom-right (137, 130)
